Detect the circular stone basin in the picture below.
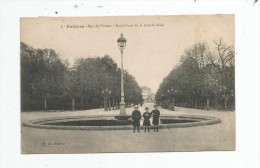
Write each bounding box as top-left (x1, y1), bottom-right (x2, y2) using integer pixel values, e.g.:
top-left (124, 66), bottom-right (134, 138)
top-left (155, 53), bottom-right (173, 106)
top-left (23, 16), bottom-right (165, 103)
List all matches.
top-left (43, 119), bottom-right (133, 126)
top-left (23, 115), bottom-right (221, 130)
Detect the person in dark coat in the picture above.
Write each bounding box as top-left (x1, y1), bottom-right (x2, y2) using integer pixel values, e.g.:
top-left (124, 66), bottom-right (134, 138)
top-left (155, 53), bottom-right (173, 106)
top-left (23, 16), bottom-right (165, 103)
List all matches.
top-left (142, 107), bottom-right (151, 132)
top-left (150, 104), bottom-right (160, 132)
top-left (131, 105), bottom-right (141, 133)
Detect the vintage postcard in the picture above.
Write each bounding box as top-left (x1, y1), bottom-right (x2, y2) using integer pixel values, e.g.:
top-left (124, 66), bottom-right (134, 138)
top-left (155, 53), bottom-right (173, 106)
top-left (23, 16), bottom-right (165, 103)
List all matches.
top-left (21, 15), bottom-right (235, 154)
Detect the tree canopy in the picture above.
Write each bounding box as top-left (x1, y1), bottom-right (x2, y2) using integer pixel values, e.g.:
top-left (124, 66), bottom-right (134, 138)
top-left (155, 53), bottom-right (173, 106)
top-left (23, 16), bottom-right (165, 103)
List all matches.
top-left (155, 39), bottom-right (235, 110)
top-left (21, 42), bottom-right (143, 111)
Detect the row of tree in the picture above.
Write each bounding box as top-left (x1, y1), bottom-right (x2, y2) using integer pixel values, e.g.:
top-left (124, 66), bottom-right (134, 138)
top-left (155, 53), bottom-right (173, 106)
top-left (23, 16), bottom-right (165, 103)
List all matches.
top-left (21, 42), bottom-right (143, 111)
top-left (155, 39), bottom-right (235, 110)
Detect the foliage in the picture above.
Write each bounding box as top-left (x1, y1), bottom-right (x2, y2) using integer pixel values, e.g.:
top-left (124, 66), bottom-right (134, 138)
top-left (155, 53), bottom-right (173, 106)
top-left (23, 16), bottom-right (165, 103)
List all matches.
top-left (21, 42), bottom-right (143, 111)
top-left (155, 39), bottom-right (235, 110)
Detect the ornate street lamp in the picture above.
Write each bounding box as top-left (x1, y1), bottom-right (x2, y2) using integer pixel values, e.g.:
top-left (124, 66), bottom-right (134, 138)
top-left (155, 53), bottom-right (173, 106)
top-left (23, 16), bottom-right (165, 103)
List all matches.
top-left (161, 94), bottom-right (165, 108)
top-left (168, 87), bottom-right (177, 111)
top-left (102, 88), bottom-right (111, 111)
top-left (117, 33), bottom-right (127, 115)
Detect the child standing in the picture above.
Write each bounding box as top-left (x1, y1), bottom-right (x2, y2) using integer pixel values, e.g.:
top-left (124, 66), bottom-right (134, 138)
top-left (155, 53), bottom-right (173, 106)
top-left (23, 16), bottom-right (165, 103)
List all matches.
top-left (131, 105), bottom-right (141, 133)
top-left (151, 104), bottom-right (160, 132)
top-left (142, 107), bottom-right (151, 132)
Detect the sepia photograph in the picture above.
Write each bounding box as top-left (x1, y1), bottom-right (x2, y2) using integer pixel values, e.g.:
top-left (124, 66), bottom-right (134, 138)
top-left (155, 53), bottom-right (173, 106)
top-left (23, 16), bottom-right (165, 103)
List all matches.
top-left (20, 15), bottom-right (235, 154)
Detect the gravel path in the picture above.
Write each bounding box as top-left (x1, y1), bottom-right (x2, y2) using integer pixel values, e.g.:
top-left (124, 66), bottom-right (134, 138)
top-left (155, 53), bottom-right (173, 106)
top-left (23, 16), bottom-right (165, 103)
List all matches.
top-left (21, 103), bottom-right (235, 153)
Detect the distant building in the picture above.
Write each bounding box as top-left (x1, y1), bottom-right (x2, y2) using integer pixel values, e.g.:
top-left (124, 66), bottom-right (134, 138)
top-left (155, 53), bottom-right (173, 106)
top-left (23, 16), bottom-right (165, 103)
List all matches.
top-left (141, 86), bottom-right (154, 103)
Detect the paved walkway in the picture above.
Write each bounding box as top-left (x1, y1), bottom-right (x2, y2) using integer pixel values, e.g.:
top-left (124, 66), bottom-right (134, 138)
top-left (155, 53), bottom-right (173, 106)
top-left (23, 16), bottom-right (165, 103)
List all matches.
top-left (21, 103), bottom-right (235, 153)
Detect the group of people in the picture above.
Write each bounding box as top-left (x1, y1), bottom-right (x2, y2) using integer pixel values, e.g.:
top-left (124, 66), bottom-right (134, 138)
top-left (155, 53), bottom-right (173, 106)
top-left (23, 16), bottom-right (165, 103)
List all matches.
top-left (131, 104), bottom-right (160, 133)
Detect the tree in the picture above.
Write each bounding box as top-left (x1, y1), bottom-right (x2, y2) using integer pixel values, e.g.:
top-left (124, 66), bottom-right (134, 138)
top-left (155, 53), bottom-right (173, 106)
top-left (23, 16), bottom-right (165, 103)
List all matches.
top-left (21, 42), bottom-right (68, 111)
top-left (206, 38), bottom-right (235, 109)
top-left (156, 39), bottom-right (235, 111)
top-left (65, 55), bottom-right (143, 110)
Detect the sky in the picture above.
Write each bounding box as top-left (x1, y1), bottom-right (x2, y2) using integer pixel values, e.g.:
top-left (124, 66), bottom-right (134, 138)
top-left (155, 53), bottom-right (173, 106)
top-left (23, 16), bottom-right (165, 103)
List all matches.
top-left (21, 15), bottom-right (234, 93)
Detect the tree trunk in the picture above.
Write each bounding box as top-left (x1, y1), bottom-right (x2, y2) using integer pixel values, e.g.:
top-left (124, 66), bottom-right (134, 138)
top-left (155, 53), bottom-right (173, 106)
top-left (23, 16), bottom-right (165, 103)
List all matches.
top-left (108, 98), bottom-right (111, 111)
top-left (224, 96), bottom-right (228, 110)
top-left (206, 98), bottom-right (209, 111)
top-left (172, 98), bottom-right (175, 111)
top-left (112, 98), bottom-right (115, 110)
top-left (105, 96), bottom-right (108, 111)
top-left (80, 96), bottom-right (84, 108)
top-left (44, 98), bottom-right (47, 111)
top-left (72, 98), bottom-right (75, 111)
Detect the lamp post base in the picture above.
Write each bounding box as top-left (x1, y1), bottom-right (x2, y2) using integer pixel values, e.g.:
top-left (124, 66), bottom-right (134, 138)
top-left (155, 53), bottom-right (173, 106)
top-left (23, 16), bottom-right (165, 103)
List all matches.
top-left (119, 102), bottom-right (126, 116)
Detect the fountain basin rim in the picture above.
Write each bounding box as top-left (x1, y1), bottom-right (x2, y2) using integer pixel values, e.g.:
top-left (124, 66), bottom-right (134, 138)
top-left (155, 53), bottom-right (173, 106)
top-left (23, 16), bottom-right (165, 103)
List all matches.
top-left (22, 115), bottom-right (221, 130)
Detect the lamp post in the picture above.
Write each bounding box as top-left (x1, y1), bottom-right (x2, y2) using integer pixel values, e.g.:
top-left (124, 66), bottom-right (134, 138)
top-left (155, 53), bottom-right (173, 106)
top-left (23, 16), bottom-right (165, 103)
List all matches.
top-left (117, 33), bottom-right (127, 116)
top-left (161, 94), bottom-right (165, 108)
top-left (168, 87), bottom-right (177, 111)
top-left (102, 88), bottom-right (111, 111)
top-left (167, 89), bottom-right (171, 109)
top-left (101, 90), bottom-right (106, 111)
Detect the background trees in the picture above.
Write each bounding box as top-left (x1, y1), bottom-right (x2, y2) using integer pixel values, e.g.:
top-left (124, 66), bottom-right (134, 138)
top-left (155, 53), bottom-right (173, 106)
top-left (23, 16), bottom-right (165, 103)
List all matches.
top-left (21, 39), bottom-right (234, 111)
top-left (21, 42), bottom-right (68, 111)
top-left (21, 42), bottom-right (143, 111)
top-left (155, 39), bottom-right (235, 110)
